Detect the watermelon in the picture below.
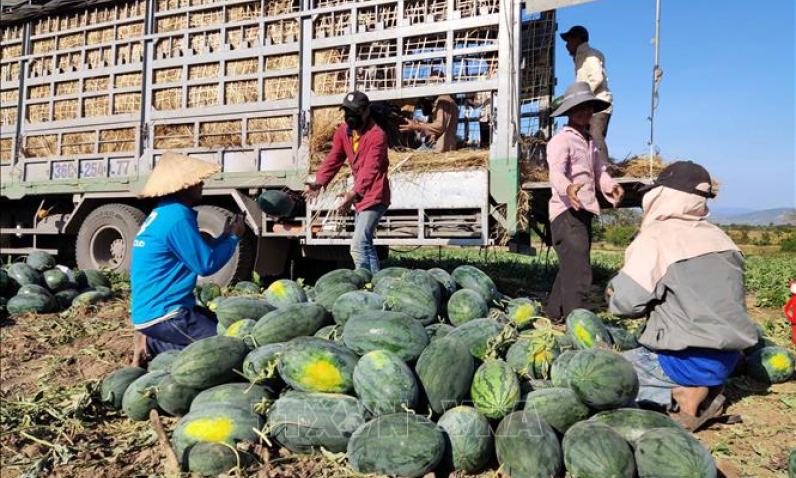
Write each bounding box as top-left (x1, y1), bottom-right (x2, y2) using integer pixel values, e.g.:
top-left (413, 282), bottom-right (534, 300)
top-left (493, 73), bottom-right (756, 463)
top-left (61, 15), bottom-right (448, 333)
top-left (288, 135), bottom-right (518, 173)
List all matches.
top-left (446, 318), bottom-right (503, 360)
top-left (224, 319), bottom-right (256, 347)
top-left (7, 263), bottom-right (42, 286)
top-left (242, 343), bottom-right (287, 386)
top-left (315, 282), bottom-right (359, 312)
top-left (608, 326), bottom-right (639, 351)
top-left (251, 303), bottom-right (329, 347)
top-left (76, 269), bottom-right (111, 289)
top-left (157, 375), bottom-right (200, 416)
top-left (196, 283), bottom-right (222, 307)
top-left (495, 411), bottom-right (563, 478)
top-left (42, 269), bottom-right (69, 292)
top-left (563, 421), bottom-right (636, 478)
top-left (505, 335), bottom-right (561, 379)
top-left (566, 309), bottom-right (612, 349)
top-left (384, 280), bottom-right (439, 325)
top-left (172, 405), bottom-right (264, 468)
top-left (343, 311), bottom-right (429, 361)
top-left (314, 324), bottom-right (343, 341)
top-left (148, 349), bottom-right (181, 372)
top-left (72, 290), bottom-right (107, 307)
top-left (372, 267), bottom-right (409, 286)
top-left (54, 289), bottom-right (79, 309)
top-left (215, 296), bottom-right (275, 329)
top-left (744, 323), bottom-right (772, 356)
top-left (190, 383), bottom-right (274, 414)
top-left (404, 270), bottom-right (443, 304)
top-left (589, 408), bottom-right (683, 444)
top-left (415, 336), bottom-right (474, 414)
top-left (277, 338), bottom-right (358, 393)
top-left (207, 296), bottom-right (225, 312)
top-left (427, 268), bottom-right (457, 299)
top-left (122, 370), bottom-right (169, 421)
top-left (264, 279), bottom-right (307, 309)
top-left (437, 406), bottom-right (493, 473)
top-left (347, 414), bottom-right (445, 478)
top-left (267, 391), bottom-right (369, 453)
top-left (101, 367), bottom-right (147, 410)
top-left (18, 284), bottom-right (53, 296)
top-left (447, 289), bottom-right (488, 326)
top-left (744, 346), bottom-right (795, 384)
top-left (425, 323), bottom-right (454, 342)
top-left (331, 291), bottom-right (385, 325)
top-left (7, 292), bottom-right (56, 316)
top-left (353, 350), bottom-right (419, 415)
top-left (315, 269), bottom-right (364, 293)
top-left (354, 267), bottom-right (372, 284)
top-left (634, 428), bottom-right (717, 478)
top-left (188, 442), bottom-right (249, 476)
top-left (0, 269), bottom-right (18, 296)
top-left (373, 275), bottom-right (400, 297)
top-left (550, 350), bottom-right (578, 388)
top-left (452, 265), bottom-right (498, 302)
top-left (523, 388), bottom-right (590, 435)
top-left (170, 336), bottom-right (249, 389)
top-left (257, 189), bottom-right (295, 217)
top-left (471, 360), bottom-right (520, 419)
top-left (506, 298), bottom-right (542, 330)
top-left (26, 250), bottom-right (56, 271)
top-left (232, 281), bottom-right (259, 295)
top-left (567, 349), bottom-right (639, 410)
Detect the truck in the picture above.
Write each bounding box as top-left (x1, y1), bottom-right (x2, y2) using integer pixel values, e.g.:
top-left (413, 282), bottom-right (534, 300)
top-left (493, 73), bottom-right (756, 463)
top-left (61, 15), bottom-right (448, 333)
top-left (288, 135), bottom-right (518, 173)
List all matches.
top-left (0, 0), bottom-right (649, 285)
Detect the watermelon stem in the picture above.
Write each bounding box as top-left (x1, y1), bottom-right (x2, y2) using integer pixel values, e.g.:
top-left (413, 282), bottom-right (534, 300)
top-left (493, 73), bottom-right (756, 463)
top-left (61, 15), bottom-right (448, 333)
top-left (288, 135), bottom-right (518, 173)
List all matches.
top-left (252, 425), bottom-right (274, 447)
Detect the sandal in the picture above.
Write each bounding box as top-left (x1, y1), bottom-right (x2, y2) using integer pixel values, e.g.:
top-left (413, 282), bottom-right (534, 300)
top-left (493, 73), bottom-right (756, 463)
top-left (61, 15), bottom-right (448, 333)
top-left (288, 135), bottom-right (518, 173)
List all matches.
top-left (671, 394), bottom-right (727, 432)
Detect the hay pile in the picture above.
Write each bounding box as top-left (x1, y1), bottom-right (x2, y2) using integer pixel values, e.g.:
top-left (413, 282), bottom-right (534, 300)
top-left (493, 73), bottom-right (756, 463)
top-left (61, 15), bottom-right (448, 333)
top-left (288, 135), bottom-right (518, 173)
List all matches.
top-left (154, 124), bottom-right (194, 149)
top-left (608, 155), bottom-right (666, 178)
top-left (23, 135), bottom-right (57, 158)
top-left (309, 107), bottom-right (344, 153)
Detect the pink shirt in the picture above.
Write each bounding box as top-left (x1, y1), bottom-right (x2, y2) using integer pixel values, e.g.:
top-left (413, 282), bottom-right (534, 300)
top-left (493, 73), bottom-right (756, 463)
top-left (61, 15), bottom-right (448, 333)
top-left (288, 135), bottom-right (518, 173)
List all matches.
top-left (546, 125), bottom-right (618, 222)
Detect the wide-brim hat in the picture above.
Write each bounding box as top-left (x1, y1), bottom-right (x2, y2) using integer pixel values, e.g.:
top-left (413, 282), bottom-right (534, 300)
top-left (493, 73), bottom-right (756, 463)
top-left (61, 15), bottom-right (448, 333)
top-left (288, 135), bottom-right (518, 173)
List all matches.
top-left (551, 81), bottom-right (610, 117)
top-left (138, 151), bottom-right (220, 198)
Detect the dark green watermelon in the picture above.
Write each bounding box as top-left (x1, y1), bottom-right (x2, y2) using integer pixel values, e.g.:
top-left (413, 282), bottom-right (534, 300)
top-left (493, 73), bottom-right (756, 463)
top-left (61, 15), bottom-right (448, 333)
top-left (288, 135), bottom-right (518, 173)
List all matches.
top-left (148, 349), bottom-right (181, 372)
top-left (196, 283), bottom-right (222, 307)
top-left (251, 302), bottom-right (329, 346)
top-left (188, 442), bottom-right (250, 477)
top-left (427, 268), bottom-right (457, 299)
top-left (331, 291), bottom-right (384, 325)
top-left (506, 298), bottom-right (542, 330)
top-left (42, 269), bottom-right (69, 292)
top-left (451, 265), bottom-right (498, 303)
top-left (425, 323), bottom-right (455, 342)
top-left (550, 350), bottom-right (578, 388)
top-left (404, 270), bottom-right (443, 304)
top-left (242, 342), bottom-right (288, 387)
top-left (523, 387), bottom-right (590, 435)
top-left (372, 267), bottom-right (409, 286)
top-left (470, 359), bottom-right (520, 420)
top-left (277, 338), bottom-right (358, 393)
top-left (353, 350), bottom-right (419, 415)
top-left (122, 370), bottom-right (169, 421)
top-left (76, 269), bottom-right (111, 289)
top-left (567, 349), bottom-right (639, 410)
top-left (169, 336), bottom-right (249, 389)
top-left (54, 288), bottom-right (80, 309)
top-left (72, 290), bottom-right (107, 307)
top-left (495, 411), bottom-right (562, 478)
top-left (589, 408), bottom-right (683, 444)
top-left (446, 318), bottom-right (503, 360)
top-left (224, 319), bottom-right (256, 347)
top-left (256, 189), bottom-right (295, 217)
top-left (416, 336), bottom-right (474, 414)
top-left (744, 346), bottom-right (795, 384)
top-left (354, 267), bottom-right (372, 284)
top-left (157, 375), bottom-right (200, 416)
top-left (343, 311), bottom-right (429, 361)
top-left (101, 366), bottom-right (147, 410)
top-left (447, 289), bottom-right (488, 326)
top-left (171, 405), bottom-right (263, 468)
top-left (264, 279), bottom-right (307, 309)
top-left (7, 263), bottom-right (42, 286)
top-left (315, 269), bottom-right (364, 294)
top-left (566, 308), bottom-right (612, 350)
top-left (7, 292), bottom-right (56, 316)
top-left (563, 421), bottom-right (636, 478)
top-left (0, 269), bottom-right (19, 296)
top-left (26, 251), bottom-right (56, 271)
top-left (384, 280), bottom-right (439, 325)
top-left (190, 383), bottom-right (274, 414)
top-left (233, 281), bottom-right (260, 295)
top-left (347, 414), bottom-right (445, 478)
top-left (608, 326), bottom-right (640, 351)
top-left (314, 281), bottom-right (359, 312)
top-left (215, 296), bottom-right (275, 329)
top-left (634, 428), bottom-right (717, 478)
top-left (437, 406), bottom-right (493, 473)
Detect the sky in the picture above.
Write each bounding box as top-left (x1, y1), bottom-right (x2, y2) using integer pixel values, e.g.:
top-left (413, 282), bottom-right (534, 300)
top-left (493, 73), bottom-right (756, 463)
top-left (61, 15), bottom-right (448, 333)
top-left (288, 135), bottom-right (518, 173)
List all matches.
top-left (554, 0), bottom-right (795, 211)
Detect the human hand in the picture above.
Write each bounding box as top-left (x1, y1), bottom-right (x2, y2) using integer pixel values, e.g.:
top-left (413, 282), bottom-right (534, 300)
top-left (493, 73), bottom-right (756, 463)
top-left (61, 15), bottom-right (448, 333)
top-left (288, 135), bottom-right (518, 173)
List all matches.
top-left (399, 120), bottom-right (419, 133)
top-left (337, 191), bottom-right (358, 214)
top-left (566, 183), bottom-right (584, 210)
top-left (303, 182), bottom-right (321, 201)
top-left (608, 184), bottom-right (625, 206)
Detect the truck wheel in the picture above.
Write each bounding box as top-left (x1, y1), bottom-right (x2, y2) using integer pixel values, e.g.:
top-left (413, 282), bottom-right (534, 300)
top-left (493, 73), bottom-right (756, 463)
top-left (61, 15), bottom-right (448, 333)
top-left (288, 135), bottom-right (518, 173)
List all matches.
top-left (195, 205), bottom-right (253, 287)
top-left (76, 204), bottom-right (145, 272)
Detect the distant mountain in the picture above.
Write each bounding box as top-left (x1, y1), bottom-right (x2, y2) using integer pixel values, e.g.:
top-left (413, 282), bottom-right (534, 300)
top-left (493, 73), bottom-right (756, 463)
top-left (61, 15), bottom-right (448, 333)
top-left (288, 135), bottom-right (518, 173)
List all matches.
top-left (712, 208), bottom-right (795, 226)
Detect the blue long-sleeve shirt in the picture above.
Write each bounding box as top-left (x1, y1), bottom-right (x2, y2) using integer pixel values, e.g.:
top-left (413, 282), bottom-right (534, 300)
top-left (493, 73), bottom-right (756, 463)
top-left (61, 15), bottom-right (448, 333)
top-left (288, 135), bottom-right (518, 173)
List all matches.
top-left (131, 199), bottom-right (238, 326)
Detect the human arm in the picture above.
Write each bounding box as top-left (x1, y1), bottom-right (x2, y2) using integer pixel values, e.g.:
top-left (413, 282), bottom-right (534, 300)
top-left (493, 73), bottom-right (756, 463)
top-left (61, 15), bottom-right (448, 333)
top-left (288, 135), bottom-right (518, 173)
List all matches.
top-left (592, 146), bottom-right (623, 206)
top-left (166, 218), bottom-right (239, 276)
top-left (608, 271), bottom-right (657, 319)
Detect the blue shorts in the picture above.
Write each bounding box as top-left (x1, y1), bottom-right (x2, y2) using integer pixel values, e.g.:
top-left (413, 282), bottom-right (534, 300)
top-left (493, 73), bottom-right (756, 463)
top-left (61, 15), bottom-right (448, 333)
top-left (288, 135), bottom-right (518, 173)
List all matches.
top-left (622, 347), bottom-right (679, 410)
top-left (140, 307), bottom-right (217, 356)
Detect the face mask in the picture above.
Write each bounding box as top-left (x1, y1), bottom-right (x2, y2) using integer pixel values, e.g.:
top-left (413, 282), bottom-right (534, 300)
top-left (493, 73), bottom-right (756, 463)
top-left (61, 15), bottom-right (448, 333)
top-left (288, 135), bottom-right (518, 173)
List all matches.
top-left (345, 112), bottom-right (364, 130)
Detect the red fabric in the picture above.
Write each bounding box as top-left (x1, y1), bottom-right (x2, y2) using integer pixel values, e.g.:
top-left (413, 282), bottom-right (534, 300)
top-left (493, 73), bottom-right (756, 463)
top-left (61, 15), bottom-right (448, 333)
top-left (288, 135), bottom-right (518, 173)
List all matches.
top-left (314, 120), bottom-right (391, 212)
top-left (785, 289), bottom-right (796, 345)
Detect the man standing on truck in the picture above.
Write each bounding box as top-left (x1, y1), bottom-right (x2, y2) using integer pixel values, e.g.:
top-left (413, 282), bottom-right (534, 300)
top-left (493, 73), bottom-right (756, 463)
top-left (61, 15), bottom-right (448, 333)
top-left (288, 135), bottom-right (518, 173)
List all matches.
top-left (546, 82), bottom-right (624, 323)
top-left (130, 152), bottom-right (245, 363)
top-left (400, 95), bottom-right (460, 153)
top-left (304, 91), bottom-right (391, 272)
top-left (561, 25), bottom-right (613, 161)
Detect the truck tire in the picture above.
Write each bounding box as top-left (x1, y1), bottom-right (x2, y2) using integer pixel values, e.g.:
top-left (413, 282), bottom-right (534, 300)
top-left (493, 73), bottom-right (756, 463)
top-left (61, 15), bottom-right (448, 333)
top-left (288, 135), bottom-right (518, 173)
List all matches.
top-left (195, 205), bottom-right (253, 287)
top-left (76, 204), bottom-right (145, 272)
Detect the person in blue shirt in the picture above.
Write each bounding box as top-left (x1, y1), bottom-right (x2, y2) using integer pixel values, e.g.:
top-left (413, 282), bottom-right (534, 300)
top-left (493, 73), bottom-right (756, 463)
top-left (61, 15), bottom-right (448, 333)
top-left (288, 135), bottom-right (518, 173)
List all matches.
top-left (130, 152), bottom-right (245, 363)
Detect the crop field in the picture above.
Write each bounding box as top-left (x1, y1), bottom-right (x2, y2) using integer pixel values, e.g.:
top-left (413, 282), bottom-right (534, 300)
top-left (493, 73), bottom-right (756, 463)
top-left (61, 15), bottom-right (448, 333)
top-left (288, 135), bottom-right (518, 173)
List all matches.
top-left (0, 248), bottom-right (794, 478)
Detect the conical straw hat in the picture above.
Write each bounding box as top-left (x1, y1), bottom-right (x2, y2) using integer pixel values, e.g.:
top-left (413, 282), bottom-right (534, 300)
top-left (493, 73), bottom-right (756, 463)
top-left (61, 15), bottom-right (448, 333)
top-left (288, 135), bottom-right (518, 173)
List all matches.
top-left (138, 152), bottom-right (221, 198)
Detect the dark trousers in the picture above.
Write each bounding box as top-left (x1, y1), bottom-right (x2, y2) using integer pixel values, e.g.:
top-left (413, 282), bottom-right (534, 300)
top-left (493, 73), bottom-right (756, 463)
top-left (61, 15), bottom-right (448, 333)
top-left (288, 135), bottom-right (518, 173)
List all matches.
top-left (547, 209), bottom-right (594, 322)
top-left (141, 306), bottom-right (218, 355)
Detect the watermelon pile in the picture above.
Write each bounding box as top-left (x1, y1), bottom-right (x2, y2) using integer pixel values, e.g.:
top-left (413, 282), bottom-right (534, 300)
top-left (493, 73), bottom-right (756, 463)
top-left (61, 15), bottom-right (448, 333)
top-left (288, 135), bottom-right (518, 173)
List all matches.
top-left (0, 250), bottom-right (114, 318)
top-left (96, 265), bottom-right (772, 478)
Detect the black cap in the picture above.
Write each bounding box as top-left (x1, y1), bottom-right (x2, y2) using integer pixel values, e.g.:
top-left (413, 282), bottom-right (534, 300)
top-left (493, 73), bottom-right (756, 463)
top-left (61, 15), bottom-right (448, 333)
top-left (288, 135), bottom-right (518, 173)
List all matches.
top-left (560, 25), bottom-right (589, 42)
top-left (341, 91), bottom-right (370, 112)
top-left (639, 161), bottom-right (716, 198)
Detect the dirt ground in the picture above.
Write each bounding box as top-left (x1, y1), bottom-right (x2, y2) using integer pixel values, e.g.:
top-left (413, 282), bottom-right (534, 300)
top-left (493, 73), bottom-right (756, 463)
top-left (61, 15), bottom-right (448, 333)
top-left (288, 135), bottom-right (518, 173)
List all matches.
top-left (0, 296), bottom-right (793, 478)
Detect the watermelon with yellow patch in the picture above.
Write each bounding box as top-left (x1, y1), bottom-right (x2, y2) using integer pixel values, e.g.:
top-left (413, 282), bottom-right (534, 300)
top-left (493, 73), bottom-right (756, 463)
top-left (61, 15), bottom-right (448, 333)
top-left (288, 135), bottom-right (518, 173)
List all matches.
top-left (506, 298), bottom-right (542, 330)
top-left (277, 338), bottom-right (359, 393)
top-left (566, 309), bottom-right (612, 350)
top-left (744, 346), bottom-right (795, 384)
top-left (224, 319), bottom-right (256, 348)
top-left (172, 405), bottom-right (264, 468)
top-left (506, 329), bottom-right (563, 379)
top-left (264, 279), bottom-right (307, 309)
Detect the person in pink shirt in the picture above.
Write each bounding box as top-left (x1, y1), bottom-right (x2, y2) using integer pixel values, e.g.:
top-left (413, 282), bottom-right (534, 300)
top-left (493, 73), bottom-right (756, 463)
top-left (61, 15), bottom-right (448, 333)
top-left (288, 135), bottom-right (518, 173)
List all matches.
top-left (546, 82), bottom-right (624, 322)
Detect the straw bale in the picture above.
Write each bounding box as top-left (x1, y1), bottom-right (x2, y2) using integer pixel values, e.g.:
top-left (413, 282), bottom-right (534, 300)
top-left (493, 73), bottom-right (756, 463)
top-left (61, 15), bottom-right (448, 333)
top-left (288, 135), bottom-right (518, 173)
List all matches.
top-left (265, 54), bottom-right (299, 71)
top-left (190, 31), bottom-right (221, 54)
top-left (117, 23), bottom-right (144, 41)
top-left (263, 76), bottom-right (298, 101)
top-left (86, 48), bottom-right (113, 69)
top-left (2, 25), bottom-right (23, 42)
top-left (313, 48), bottom-right (348, 65)
top-left (58, 33), bottom-right (84, 50)
top-left (1, 62), bottom-right (21, 82)
top-left (155, 67), bottom-right (183, 84)
top-left (225, 80), bottom-right (258, 105)
top-left (226, 26), bottom-right (259, 49)
top-left (227, 58), bottom-right (259, 76)
top-left (386, 149), bottom-right (488, 174)
top-left (227, 3), bottom-right (261, 23)
top-left (1, 44), bottom-right (23, 59)
top-left (153, 88), bottom-right (182, 110)
top-left (27, 104), bottom-right (50, 123)
top-left (199, 120), bottom-right (242, 148)
top-left (187, 84), bottom-right (219, 108)
top-left (265, 20), bottom-right (299, 45)
top-left (247, 116), bottom-right (293, 144)
top-left (1, 106), bottom-right (18, 126)
top-left (189, 8), bottom-right (223, 28)
top-left (113, 93), bottom-right (141, 114)
top-left (191, 0), bottom-right (219, 6)
top-left (309, 107), bottom-right (343, 153)
top-left (82, 96), bottom-right (109, 118)
top-left (87, 27), bottom-right (115, 45)
top-left (157, 14), bottom-right (188, 33)
top-left (84, 77), bottom-right (110, 92)
top-left (0, 137), bottom-right (12, 163)
top-left (116, 43), bottom-right (144, 64)
top-left (32, 38), bottom-right (55, 55)
top-left (1, 89), bottom-right (19, 103)
top-left (157, 0), bottom-right (189, 11)
top-left (312, 70), bottom-right (349, 96)
top-left (266, 0), bottom-right (298, 15)
top-left (154, 123), bottom-right (195, 149)
top-left (55, 80), bottom-right (79, 96)
top-left (24, 135), bottom-right (58, 158)
top-left (57, 53), bottom-right (81, 73)
top-left (54, 99), bottom-right (79, 120)
top-left (314, 12), bottom-right (350, 39)
top-left (155, 37), bottom-right (185, 58)
top-left (115, 73), bottom-right (142, 89)
top-left (61, 131), bottom-right (97, 156)
top-left (99, 128), bottom-right (136, 153)
top-left (188, 63), bottom-right (220, 80)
